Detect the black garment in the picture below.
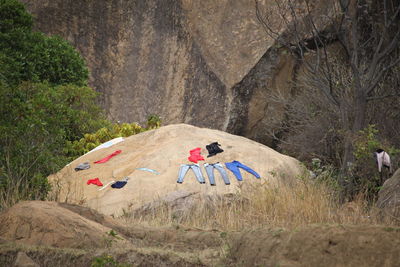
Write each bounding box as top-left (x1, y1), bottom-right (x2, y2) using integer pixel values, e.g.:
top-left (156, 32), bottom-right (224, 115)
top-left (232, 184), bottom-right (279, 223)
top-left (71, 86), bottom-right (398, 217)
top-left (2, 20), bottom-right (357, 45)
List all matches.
top-left (206, 142), bottom-right (224, 157)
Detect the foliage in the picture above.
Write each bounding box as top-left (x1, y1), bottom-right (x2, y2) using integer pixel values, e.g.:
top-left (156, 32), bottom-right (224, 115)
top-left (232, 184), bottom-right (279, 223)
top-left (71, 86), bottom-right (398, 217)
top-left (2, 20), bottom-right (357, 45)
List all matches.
top-left (309, 158), bottom-right (341, 196)
top-left (0, 0), bottom-right (88, 86)
top-left (146, 114), bottom-right (162, 129)
top-left (0, 31), bottom-right (89, 86)
top-left (0, 0), bottom-right (32, 33)
top-left (256, 0), bottom-right (400, 201)
top-left (64, 122), bottom-right (145, 159)
top-left (353, 125), bottom-right (381, 161)
top-left (0, 0), bottom-right (105, 211)
top-left (351, 124), bottom-right (400, 202)
top-left (0, 82), bottom-right (105, 209)
top-left (64, 114), bottom-right (161, 159)
top-left (91, 255), bottom-right (130, 267)
top-left (101, 230), bottom-right (124, 249)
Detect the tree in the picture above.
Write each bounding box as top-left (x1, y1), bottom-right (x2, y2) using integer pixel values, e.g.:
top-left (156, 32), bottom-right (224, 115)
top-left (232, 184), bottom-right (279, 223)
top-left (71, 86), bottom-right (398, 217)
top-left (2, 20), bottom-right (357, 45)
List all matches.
top-left (0, 82), bottom-right (104, 206)
top-left (0, 0), bottom-right (104, 209)
top-left (0, 0), bottom-right (88, 86)
top-left (255, 0), bottom-right (400, 198)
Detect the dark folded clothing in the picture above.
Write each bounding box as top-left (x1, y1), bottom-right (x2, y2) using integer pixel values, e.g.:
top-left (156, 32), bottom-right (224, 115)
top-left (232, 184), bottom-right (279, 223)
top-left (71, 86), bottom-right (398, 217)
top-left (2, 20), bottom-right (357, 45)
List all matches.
top-left (111, 177), bottom-right (129, 189)
top-left (75, 162), bottom-right (90, 171)
top-left (206, 142), bottom-right (224, 157)
top-left (111, 181), bottom-right (127, 188)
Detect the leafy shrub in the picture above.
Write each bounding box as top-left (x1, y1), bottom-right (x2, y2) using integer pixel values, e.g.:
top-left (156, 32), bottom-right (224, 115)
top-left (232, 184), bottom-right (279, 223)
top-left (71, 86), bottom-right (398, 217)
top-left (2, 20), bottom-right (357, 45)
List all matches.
top-left (352, 124), bottom-right (400, 202)
top-left (146, 114), bottom-right (162, 129)
top-left (0, 0), bottom-right (32, 33)
top-left (65, 122), bottom-right (145, 158)
top-left (91, 255), bottom-right (129, 267)
top-left (0, 82), bottom-right (105, 208)
top-left (0, 0), bottom-right (163, 210)
top-left (0, 0), bottom-right (107, 210)
top-left (0, 0), bottom-right (88, 86)
top-left (65, 114), bottom-right (162, 159)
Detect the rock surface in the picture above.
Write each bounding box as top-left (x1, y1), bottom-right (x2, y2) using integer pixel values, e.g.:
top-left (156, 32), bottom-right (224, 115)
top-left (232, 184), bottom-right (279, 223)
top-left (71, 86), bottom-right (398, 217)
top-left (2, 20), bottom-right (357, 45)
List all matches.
top-left (13, 252), bottom-right (39, 267)
top-left (20, 0), bottom-right (332, 146)
top-left (1, 202), bottom-right (400, 267)
top-left (49, 124), bottom-right (303, 216)
top-left (0, 201), bottom-right (127, 249)
top-left (227, 225), bottom-right (400, 266)
top-left (377, 168), bottom-right (400, 218)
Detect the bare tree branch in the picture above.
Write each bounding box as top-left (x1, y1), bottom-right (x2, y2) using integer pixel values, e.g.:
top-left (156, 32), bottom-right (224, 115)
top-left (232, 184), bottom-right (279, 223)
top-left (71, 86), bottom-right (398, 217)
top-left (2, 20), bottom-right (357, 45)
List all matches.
top-left (367, 93), bottom-right (400, 101)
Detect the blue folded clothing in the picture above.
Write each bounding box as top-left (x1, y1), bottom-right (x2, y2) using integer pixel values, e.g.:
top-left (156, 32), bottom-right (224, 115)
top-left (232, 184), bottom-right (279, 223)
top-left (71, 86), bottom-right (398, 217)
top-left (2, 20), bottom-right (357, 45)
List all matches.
top-left (225, 160), bottom-right (260, 181)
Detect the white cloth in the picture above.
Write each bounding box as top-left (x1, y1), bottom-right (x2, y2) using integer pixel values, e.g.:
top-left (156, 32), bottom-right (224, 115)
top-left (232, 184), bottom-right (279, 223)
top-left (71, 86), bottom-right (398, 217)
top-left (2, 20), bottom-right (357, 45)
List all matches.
top-left (66, 137), bottom-right (125, 167)
top-left (375, 151), bottom-right (391, 173)
top-left (87, 137), bottom-right (124, 154)
top-left (98, 181), bottom-right (115, 191)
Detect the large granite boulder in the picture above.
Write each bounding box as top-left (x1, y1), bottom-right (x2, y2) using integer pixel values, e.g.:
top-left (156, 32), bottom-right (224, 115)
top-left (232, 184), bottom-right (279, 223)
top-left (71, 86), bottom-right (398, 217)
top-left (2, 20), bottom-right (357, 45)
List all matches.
top-left (0, 201), bottom-right (127, 249)
top-left (49, 124), bottom-right (303, 216)
top-left (21, 0), bottom-right (332, 146)
top-left (377, 169), bottom-right (400, 218)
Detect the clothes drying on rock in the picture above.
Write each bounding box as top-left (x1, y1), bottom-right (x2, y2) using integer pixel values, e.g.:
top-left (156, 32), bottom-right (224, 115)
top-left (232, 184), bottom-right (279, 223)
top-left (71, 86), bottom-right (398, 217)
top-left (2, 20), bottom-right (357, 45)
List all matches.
top-left (204, 163), bottom-right (230, 185)
top-left (206, 142), bottom-right (224, 157)
top-left (188, 147), bottom-right (205, 163)
top-left (177, 164), bottom-right (206, 184)
top-left (374, 149), bottom-right (392, 173)
top-left (225, 160), bottom-right (260, 181)
top-left (86, 137), bottom-right (124, 155)
top-left (94, 150), bottom-right (122, 164)
top-left (75, 162), bottom-right (90, 171)
top-left (111, 177), bottom-right (129, 189)
top-left (87, 178), bottom-right (103, 186)
top-left (136, 167), bottom-right (160, 175)
top-left (98, 180), bottom-right (115, 191)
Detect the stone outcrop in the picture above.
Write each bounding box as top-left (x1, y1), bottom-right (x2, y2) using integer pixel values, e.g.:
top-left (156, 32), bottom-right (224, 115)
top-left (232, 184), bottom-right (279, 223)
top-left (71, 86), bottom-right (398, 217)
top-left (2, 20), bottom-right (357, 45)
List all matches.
top-left (2, 202), bottom-right (400, 266)
top-left (21, 0), bottom-right (331, 145)
top-left (377, 169), bottom-right (400, 218)
top-left (0, 201), bottom-right (128, 249)
top-left (49, 124), bottom-right (303, 216)
top-left (227, 225), bottom-right (400, 266)
top-left (13, 252), bottom-right (39, 267)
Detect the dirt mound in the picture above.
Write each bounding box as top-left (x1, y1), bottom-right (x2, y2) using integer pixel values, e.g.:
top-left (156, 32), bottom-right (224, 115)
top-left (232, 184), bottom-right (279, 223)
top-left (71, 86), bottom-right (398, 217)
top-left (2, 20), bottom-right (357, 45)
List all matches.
top-left (50, 124), bottom-right (302, 216)
top-left (226, 225), bottom-right (400, 266)
top-left (377, 168), bottom-right (400, 218)
top-left (0, 201), bottom-right (127, 249)
top-left (1, 201), bottom-right (400, 266)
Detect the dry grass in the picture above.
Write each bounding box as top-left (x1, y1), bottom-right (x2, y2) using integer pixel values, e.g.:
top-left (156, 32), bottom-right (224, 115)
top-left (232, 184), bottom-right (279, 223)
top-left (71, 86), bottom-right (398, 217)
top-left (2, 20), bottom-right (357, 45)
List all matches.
top-left (123, 177), bottom-right (398, 231)
top-left (0, 179), bottom-right (33, 211)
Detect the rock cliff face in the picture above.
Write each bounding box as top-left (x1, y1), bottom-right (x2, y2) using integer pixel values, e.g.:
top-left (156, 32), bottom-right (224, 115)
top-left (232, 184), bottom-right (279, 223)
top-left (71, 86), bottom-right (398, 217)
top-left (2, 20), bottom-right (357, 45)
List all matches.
top-left (21, 0), bottom-right (324, 145)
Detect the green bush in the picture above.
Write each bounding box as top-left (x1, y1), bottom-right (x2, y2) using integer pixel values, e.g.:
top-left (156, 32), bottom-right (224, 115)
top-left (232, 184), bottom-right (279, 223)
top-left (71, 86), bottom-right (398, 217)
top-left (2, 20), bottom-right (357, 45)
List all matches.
top-left (0, 0), bottom-right (88, 86)
top-left (65, 116), bottom-right (162, 159)
top-left (0, 0), bottom-right (32, 33)
top-left (0, 31), bottom-right (89, 86)
top-left (0, 0), bottom-right (106, 210)
top-left (0, 0), bottom-right (163, 210)
top-left (352, 124), bottom-right (400, 202)
top-left (0, 82), bottom-right (105, 208)
top-left (91, 255), bottom-right (130, 267)
top-left (65, 122), bottom-right (145, 158)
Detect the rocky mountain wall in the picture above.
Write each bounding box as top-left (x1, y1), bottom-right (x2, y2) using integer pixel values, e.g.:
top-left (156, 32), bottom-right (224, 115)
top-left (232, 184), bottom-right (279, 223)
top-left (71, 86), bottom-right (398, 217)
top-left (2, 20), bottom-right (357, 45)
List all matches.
top-left (21, 0), bottom-right (327, 145)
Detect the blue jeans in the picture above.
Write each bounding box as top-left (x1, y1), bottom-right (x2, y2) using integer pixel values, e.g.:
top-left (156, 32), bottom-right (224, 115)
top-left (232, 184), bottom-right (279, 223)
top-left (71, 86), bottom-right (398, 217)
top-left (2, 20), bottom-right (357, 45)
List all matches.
top-left (177, 164), bottom-right (205, 184)
top-left (225, 160), bottom-right (260, 181)
top-left (204, 163), bottom-right (230, 185)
